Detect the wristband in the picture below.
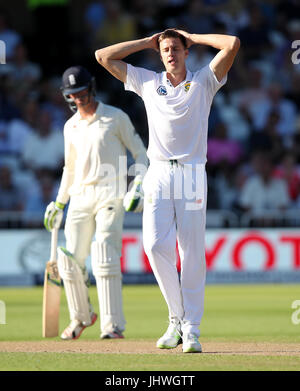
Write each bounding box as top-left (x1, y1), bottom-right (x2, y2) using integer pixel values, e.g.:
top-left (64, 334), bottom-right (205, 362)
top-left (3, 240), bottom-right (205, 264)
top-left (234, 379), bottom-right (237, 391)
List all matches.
top-left (55, 201), bottom-right (65, 210)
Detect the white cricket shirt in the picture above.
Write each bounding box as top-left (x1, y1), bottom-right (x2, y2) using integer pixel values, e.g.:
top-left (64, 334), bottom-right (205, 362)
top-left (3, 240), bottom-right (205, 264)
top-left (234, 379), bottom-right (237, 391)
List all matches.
top-left (56, 100), bottom-right (147, 204)
top-left (125, 62), bottom-right (227, 165)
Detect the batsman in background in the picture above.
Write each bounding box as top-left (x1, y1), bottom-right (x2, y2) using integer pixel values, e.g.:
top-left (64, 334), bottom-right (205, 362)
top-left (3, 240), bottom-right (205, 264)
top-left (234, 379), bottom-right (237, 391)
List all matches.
top-left (95, 29), bottom-right (239, 352)
top-left (44, 65), bottom-right (148, 340)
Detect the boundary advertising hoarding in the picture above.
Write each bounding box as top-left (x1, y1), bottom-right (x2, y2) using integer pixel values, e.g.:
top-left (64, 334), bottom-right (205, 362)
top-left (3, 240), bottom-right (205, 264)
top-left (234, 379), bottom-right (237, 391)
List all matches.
top-left (0, 229), bottom-right (300, 285)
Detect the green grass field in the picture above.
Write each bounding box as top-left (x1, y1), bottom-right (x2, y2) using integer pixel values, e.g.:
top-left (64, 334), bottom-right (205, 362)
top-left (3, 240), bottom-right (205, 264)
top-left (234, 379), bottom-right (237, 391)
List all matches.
top-left (0, 284), bottom-right (300, 371)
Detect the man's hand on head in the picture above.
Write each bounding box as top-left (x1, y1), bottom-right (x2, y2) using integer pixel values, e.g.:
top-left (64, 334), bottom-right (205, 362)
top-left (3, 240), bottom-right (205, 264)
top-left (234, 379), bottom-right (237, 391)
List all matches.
top-left (174, 29), bottom-right (193, 48)
top-left (147, 32), bottom-right (162, 52)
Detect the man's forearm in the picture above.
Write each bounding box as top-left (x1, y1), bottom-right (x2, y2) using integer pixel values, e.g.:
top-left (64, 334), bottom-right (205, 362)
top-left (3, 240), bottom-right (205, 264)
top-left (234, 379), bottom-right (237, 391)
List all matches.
top-left (189, 33), bottom-right (239, 51)
top-left (56, 167), bottom-right (73, 205)
top-left (95, 37), bottom-right (151, 62)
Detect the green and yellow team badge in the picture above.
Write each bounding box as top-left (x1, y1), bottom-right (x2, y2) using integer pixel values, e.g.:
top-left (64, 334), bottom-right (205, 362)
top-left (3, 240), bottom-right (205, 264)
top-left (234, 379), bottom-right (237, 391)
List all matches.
top-left (184, 81), bottom-right (191, 92)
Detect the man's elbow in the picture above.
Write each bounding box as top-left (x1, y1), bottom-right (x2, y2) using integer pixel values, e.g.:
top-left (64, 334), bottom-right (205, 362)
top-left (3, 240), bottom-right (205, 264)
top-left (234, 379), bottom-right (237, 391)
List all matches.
top-left (230, 36), bottom-right (240, 53)
top-left (95, 49), bottom-right (107, 66)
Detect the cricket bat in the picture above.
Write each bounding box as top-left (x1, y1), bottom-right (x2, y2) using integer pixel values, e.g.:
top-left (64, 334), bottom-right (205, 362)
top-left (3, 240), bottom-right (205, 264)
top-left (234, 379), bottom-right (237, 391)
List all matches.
top-left (42, 227), bottom-right (61, 338)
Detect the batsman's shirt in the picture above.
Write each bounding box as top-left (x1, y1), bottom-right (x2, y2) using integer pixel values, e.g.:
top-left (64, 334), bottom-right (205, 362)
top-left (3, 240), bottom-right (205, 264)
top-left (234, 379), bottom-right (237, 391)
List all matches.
top-left (125, 62), bottom-right (227, 165)
top-left (56, 100), bottom-right (147, 205)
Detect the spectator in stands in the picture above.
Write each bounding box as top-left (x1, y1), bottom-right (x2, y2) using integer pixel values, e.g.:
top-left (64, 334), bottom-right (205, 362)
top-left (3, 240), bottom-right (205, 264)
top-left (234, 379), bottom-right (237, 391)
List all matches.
top-left (0, 165), bottom-right (23, 212)
top-left (207, 121), bottom-right (244, 176)
top-left (4, 96), bottom-right (38, 159)
top-left (238, 153), bottom-right (290, 226)
top-left (93, 1), bottom-right (137, 49)
top-left (0, 85), bottom-right (31, 160)
top-left (0, 73), bottom-right (20, 121)
top-left (237, 1), bottom-right (271, 61)
top-left (246, 83), bottom-right (298, 147)
top-left (84, 1), bottom-right (106, 36)
top-left (9, 42), bottom-right (42, 86)
top-left (247, 110), bottom-right (284, 161)
top-left (84, 1), bottom-right (106, 52)
top-left (273, 152), bottom-right (300, 204)
top-left (186, 45), bottom-right (214, 73)
top-left (0, 120), bottom-right (11, 155)
top-left (0, 9), bottom-right (22, 61)
top-left (214, 0), bottom-right (249, 35)
top-left (22, 172), bottom-right (58, 228)
top-left (39, 77), bottom-right (70, 131)
top-left (178, 0), bottom-right (214, 35)
top-left (131, 0), bottom-right (161, 36)
top-left (234, 64), bottom-right (297, 146)
top-left (214, 92), bottom-right (250, 146)
top-left (232, 65), bottom-right (268, 110)
top-left (214, 162), bottom-right (241, 210)
top-left (159, 0), bottom-right (188, 25)
top-left (238, 149), bottom-right (266, 181)
top-left (21, 107), bottom-right (64, 176)
top-left (136, 47), bottom-right (163, 72)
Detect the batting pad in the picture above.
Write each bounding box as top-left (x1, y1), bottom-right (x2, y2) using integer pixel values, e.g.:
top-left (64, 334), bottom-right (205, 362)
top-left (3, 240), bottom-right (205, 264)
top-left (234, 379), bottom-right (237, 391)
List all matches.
top-left (57, 248), bottom-right (91, 325)
top-left (91, 241), bottom-right (125, 333)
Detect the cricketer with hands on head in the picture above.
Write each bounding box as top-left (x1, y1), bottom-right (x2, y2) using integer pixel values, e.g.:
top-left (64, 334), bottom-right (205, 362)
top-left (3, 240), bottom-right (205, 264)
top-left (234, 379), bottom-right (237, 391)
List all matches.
top-left (95, 29), bottom-right (240, 353)
top-left (44, 65), bottom-right (148, 340)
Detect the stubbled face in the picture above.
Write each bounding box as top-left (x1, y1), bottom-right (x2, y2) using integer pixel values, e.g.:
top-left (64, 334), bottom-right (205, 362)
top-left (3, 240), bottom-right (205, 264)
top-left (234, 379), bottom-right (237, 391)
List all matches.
top-left (159, 37), bottom-right (188, 74)
top-left (69, 88), bottom-right (91, 108)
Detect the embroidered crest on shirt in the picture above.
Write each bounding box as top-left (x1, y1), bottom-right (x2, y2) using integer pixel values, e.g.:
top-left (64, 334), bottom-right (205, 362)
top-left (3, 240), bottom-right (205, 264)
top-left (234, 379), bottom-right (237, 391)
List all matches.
top-left (184, 81), bottom-right (191, 92)
top-left (157, 85), bottom-right (167, 96)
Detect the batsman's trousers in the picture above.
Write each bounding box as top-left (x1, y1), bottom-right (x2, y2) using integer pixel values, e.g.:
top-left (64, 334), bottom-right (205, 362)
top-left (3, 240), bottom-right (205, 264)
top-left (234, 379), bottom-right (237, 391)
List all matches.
top-left (142, 160), bottom-right (207, 337)
top-left (64, 184), bottom-right (124, 268)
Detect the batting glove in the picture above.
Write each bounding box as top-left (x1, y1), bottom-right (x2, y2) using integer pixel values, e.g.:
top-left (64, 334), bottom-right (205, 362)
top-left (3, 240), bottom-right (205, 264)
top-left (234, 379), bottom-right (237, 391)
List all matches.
top-left (123, 175), bottom-right (144, 213)
top-left (44, 201), bottom-right (65, 232)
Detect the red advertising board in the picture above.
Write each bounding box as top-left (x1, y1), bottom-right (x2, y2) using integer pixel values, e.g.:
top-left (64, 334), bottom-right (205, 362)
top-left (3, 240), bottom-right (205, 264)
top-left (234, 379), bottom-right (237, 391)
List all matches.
top-left (120, 229), bottom-right (300, 273)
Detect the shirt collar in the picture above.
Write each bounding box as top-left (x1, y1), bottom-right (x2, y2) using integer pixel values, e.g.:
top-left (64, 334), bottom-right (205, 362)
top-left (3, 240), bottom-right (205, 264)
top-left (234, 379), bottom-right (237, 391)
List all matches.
top-left (163, 69), bottom-right (192, 88)
top-left (77, 100), bottom-right (102, 124)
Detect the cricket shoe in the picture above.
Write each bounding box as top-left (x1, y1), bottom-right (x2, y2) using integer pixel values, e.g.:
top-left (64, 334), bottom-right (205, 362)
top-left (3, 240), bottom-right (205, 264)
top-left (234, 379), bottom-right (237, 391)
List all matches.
top-left (100, 326), bottom-right (124, 339)
top-left (61, 312), bottom-right (97, 340)
top-left (156, 320), bottom-right (182, 349)
top-left (182, 333), bottom-right (202, 353)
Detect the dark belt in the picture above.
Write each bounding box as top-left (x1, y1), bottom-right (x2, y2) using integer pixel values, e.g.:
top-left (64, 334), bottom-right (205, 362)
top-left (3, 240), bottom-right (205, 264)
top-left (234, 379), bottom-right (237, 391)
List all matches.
top-left (169, 159), bottom-right (178, 167)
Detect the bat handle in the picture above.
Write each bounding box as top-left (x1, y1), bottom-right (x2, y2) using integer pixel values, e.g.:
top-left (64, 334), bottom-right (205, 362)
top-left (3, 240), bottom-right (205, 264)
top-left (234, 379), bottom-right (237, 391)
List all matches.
top-left (50, 228), bottom-right (58, 262)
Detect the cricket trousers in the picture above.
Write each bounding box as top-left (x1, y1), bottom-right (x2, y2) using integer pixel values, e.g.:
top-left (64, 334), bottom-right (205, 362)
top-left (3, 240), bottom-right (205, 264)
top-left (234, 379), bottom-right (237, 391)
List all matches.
top-left (142, 161), bottom-right (207, 337)
top-left (65, 185), bottom-right (124, 264)
top-left (63, 184), bottom-right (126, 331)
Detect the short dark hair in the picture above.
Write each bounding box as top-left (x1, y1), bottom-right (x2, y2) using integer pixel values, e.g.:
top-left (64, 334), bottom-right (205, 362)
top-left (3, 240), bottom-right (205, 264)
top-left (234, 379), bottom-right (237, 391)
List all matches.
top-left (158, 29), bottom-right (187, 49)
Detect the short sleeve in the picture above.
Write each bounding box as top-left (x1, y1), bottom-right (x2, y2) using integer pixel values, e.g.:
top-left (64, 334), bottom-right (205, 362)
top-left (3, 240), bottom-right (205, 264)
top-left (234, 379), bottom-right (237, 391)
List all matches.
top-left (124, 63), bottom-right (156, 98)
top-left (194, 62), bottom-right (227, 99)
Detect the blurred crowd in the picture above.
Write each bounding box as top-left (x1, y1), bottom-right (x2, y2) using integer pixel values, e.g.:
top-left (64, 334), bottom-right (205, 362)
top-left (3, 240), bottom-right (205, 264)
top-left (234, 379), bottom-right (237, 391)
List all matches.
top-left (0, 0), bottom-right (300, 228)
